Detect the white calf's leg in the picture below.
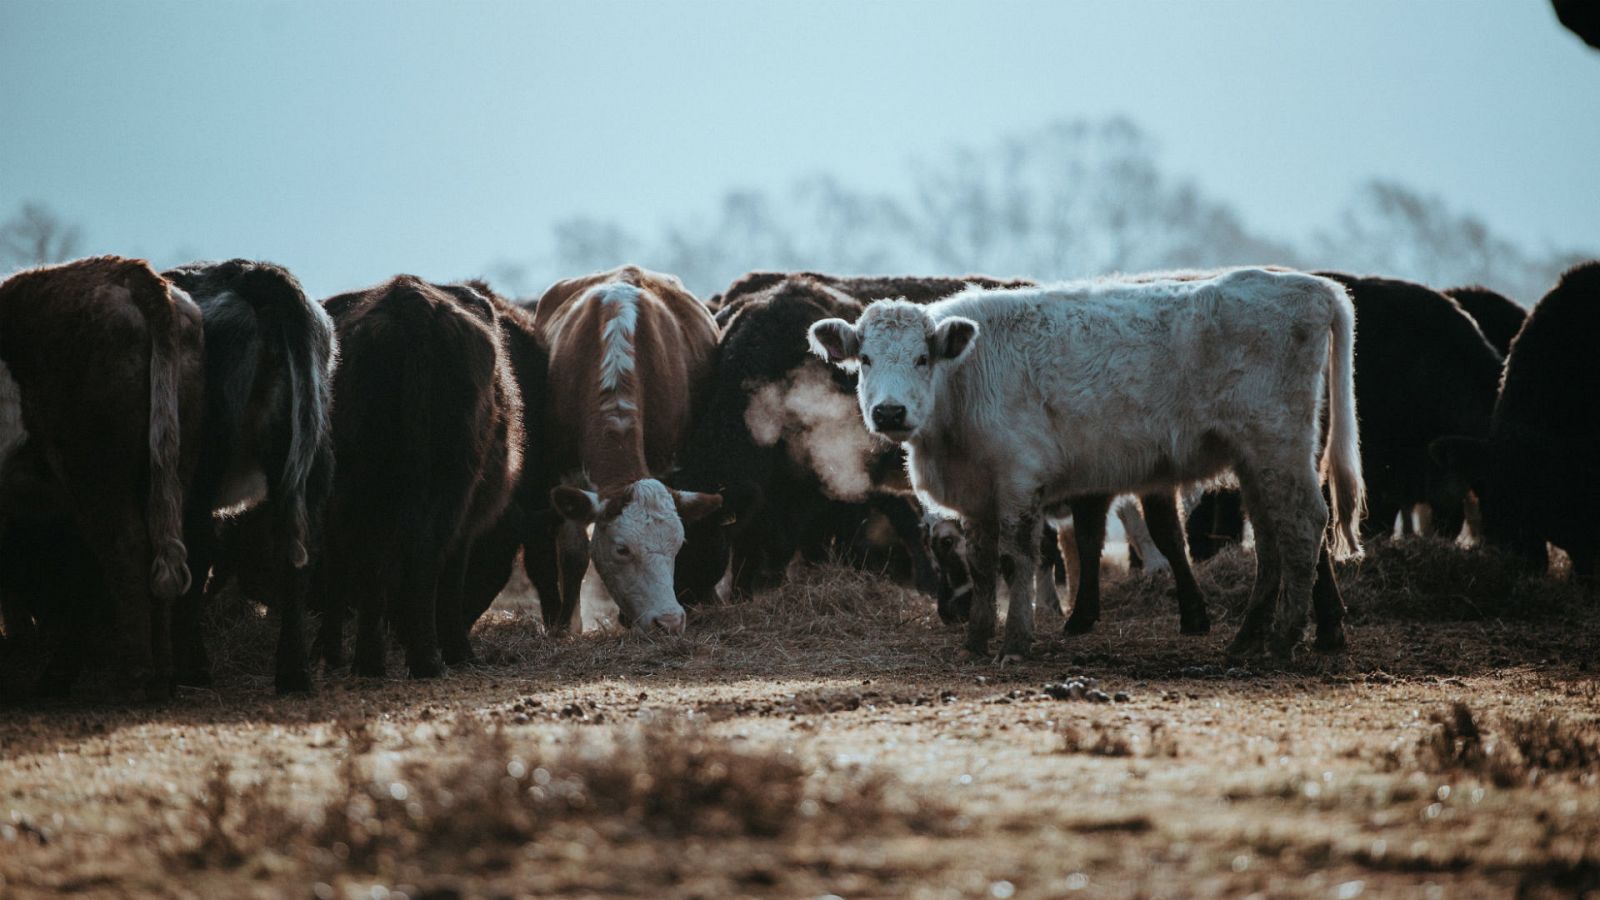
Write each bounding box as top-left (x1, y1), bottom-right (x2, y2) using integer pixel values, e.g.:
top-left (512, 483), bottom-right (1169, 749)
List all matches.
top-left (1116, 495), bottom-right (1169, 573)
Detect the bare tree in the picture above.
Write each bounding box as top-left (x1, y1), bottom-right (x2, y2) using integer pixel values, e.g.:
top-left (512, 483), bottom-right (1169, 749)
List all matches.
top-left (1313, 180), bottom-right (1586, 302)
top-left (516, 117), bottom-right (1591, 303)
top-left (0, 202), bottom-right (84, 270)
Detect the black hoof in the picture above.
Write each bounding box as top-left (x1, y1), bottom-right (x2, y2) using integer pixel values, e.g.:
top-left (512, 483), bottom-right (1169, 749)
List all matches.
top-left (1179, 615), bottom-right (1212, 636)
top-left (407, 655), bottom-right (445, 680)
top-left (1225, 632), bottom-right (1266, 662)
top-left (1063, 613), bottom-right (1098, 636)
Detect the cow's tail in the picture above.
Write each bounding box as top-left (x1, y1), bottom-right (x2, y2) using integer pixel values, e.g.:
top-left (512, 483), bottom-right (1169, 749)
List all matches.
top-left (1321, 277), bottom-right (1364, 558)
top-left (238, 266), bottom-right (335, 567)
top-left (147, 281), bottom-right (193, 599)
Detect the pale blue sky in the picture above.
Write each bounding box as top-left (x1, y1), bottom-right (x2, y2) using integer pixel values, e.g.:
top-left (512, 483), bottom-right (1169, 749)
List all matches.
top-left (3, 0), bottom-right (1596, 298)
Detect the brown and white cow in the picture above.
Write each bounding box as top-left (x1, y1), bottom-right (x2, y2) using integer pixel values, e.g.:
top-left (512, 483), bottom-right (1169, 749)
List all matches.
top-left (0, 256), bottom-right (204, 698)
top-left (533, 265), bottom-right (722, 633)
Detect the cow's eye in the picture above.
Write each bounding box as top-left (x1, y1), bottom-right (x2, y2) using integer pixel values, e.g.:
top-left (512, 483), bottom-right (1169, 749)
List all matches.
top-left (915, 354), bottom-right (929, 367)
top-left (860, 355), bottom-right (873, 367)
top-left (615, 545), bottom-right (631, 557)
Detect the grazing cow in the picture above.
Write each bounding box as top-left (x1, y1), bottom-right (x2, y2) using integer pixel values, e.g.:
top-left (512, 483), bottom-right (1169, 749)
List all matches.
top-left (678, 272), bottom-right (1032, 614)
top-left (809, 268), bottom-right (1363, 661)
top-left (0, 257), bottom-right (204, 697)
top-left (1434, 262), bottom-right (1600, 580)
top-left (318, 277), bottom-right (522, 678)
top-left (450, 281), bottom-right (563, 635)
top-left (535, 266), bottom-right (722, 633)
top-left (1444, 285), bottom-right (1527, 358)
top-left (158, 260), bottom-right (337, 693)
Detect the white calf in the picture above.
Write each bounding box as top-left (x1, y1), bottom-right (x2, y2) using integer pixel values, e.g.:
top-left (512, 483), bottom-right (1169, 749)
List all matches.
top-left (809, 267), bottom-right (1362, 661)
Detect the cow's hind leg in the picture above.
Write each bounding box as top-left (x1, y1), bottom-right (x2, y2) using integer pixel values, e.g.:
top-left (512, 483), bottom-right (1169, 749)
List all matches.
top-left (1267, 469), bottom-right (1328, 660)
top-left (274, 562), bottom-right (313, 693)
top-left (962, 517), bottom-right (1000, 658)
top-left (1225, 472), bottom-right (1282, 661)
top-left (436, 548), bottom-right (476, 667)
top-left (997, 506), bottom-right (1042, 662)
top-left (396, 545), bottom-right (446, 679)
top-left (1063, 494), bottom-right (1111, 636)
top-left (1311, 538), bottom-right (1347, 652)
top-left (1034, 525), bottom-right (1063, 625)
top-left (1142, 490), bottom-right (1209, 635)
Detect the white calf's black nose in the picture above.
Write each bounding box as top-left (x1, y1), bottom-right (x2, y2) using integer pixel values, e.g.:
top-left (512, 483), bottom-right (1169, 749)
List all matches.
top-left (871, 404), bottom-right (908, 430)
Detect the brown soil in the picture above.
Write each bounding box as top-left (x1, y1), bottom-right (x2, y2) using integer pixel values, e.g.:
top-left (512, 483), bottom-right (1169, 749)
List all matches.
top-left (2, 541), bottom-right (1598, 898)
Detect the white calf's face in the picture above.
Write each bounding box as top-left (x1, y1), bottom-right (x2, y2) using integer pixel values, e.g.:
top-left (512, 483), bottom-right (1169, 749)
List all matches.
top-left (807, 300), bottom-right (979, 441)
top-left (550, 479), bottom-right (722, 634)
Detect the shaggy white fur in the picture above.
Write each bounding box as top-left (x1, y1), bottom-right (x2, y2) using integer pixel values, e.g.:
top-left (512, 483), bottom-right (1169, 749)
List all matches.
top-left (811, 267), bottom-right (1362, 662)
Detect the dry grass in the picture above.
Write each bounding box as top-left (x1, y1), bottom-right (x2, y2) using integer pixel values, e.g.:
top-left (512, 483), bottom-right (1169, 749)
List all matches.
top-left (171, 714), bottom-right (944, 881)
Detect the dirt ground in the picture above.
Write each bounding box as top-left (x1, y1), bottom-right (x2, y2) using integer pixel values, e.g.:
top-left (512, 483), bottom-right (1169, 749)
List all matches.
top-left (2, 540), bottom-right (1598, 899)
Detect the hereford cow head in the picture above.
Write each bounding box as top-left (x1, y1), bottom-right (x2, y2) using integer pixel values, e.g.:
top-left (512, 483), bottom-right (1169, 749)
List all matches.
top-left (550, 478), bottom-right (723, 633)
top-left (807, 300), bottom-right (979, 442)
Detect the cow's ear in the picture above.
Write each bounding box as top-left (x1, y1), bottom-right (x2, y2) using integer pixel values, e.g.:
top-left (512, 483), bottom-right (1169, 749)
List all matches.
top-left (673, 490), bottom-right (724, 524)
top-left (1429, 436), bottom-right (1489, 485)
top-left (932, 316), bottom-right (979, 363)
top-left (550, 486), bottom-right (601, 524)
top-left (808, 318), bottom-right (859, 364)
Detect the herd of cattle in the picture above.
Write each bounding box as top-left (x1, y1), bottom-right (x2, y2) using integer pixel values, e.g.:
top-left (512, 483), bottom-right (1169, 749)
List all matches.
top-left (0, 254), bottom-right (1594, 699)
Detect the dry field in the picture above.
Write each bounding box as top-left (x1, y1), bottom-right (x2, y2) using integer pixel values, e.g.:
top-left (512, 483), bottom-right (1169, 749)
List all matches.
top-left (2, 539), bottom-right (1599, 899)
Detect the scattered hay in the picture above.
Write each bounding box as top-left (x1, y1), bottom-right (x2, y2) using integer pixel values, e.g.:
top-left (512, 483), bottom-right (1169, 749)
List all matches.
top-left (1411, 702), bottom-right (1600, 787)
top-left (173, 714), bottom-right (946, 877)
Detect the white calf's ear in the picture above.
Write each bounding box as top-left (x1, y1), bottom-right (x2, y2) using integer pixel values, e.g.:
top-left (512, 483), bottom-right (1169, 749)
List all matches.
top-left (807, 318), bottom-right (860, 364)
top-left (932, 316), bottom-right (979, 363)
top-left (550, 486), bottom-right (601, 524)
top-left (672, 490), bottom-right (724, 524)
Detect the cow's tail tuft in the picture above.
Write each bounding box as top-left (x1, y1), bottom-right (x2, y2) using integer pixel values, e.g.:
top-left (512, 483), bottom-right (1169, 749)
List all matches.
top-left (1320, 277), bottom-right (1365, 558)
top-left (147, 283), bottom-right (193, 598)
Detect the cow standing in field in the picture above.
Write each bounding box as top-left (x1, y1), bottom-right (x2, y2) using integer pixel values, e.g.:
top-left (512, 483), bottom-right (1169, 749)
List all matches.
top-left (534, 266), bottom-right (722, 633)
top-left (810, 268), bottom-right (1363, 661)
top-left (318, 277), bottom-right (522, 678)
top-left (0, 257), bottom-right (204, 697)
top-left (1434, 262), bottom-right (1600, 580)
top-left (1444, 285), bottom-right (1527, 358)
top-left (159, 259), bottom-right (336, 694)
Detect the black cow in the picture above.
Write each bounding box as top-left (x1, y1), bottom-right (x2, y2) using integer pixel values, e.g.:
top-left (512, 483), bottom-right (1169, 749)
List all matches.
top-left (160, 259), bottom-right (336, 694)
top-left (1434, 261), bottom-right (1600, 580)
top-left (1444, 285), bottom-right (1527, 359)
top-left (317, 277), bottom-right (522, 678)
top-left (451, 281), bottom-right (563, 638)
top-left (0, 257), bottom-right (204, 698)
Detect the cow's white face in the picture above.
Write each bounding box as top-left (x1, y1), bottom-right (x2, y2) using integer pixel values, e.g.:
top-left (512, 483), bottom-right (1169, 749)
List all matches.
top-left (807, 300), bottom-right (979, 441)
top-left (551, 479), bottom-right (721, 634)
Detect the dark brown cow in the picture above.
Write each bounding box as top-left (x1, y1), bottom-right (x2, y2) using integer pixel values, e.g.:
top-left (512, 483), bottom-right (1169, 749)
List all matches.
top-left (0, 256), bottom-right (203, 698)
top-left (159, 259), bottom-right (337, 694)
top-left (318, 277), bottom-right (522, 678)
top-left (534, 266), bottom-right (722, 633)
